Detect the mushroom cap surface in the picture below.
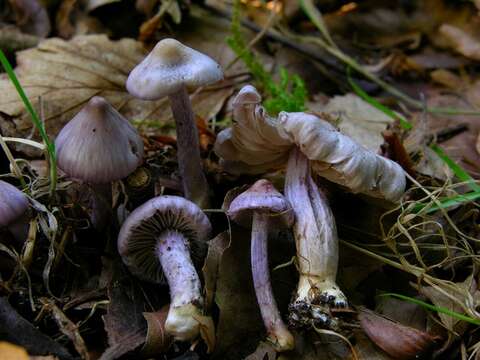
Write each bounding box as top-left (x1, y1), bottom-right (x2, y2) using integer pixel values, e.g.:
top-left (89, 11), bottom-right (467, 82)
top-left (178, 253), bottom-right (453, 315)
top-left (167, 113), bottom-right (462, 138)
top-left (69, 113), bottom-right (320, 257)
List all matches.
top-left (126, 38), bottom-right (223, 100)
top-left (228, 179), bottom-right (294, 229)
top-left (55, 96), bottom-right (144, 184)
top-left (118, 195), bottom-right (212, 283)
top-left (0, 180), bottom-right (29, 227)
top-left (214, 85), bottom-right (406, 202)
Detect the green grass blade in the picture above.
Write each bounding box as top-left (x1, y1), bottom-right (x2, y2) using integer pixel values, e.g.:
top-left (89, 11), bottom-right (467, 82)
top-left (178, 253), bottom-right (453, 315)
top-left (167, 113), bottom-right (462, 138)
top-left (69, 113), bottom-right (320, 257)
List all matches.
top-left (413, 190), bottom-right (480, 213)
top-left (347, 68), bottom-right (412, 130)
top-left (430, 144), bottom-right (480, 192)
top-left (0, 50), bottom-right (57, 195)
top-left (380, 293), bottom-right (480, 326)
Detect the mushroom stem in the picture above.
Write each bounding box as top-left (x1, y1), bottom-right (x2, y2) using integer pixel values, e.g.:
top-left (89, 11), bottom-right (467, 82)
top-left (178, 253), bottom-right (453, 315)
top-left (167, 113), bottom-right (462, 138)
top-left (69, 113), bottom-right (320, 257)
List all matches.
top-left (168, 85), bottom-right (210, 208)
top-left (90, 183), bottom-right (112, 230)
top-left (285, 147), bottom-right (346, 326)
top-left (156, 229), bottom-right (204, 341)
top-left (251, 212), bottom-right (294, 351)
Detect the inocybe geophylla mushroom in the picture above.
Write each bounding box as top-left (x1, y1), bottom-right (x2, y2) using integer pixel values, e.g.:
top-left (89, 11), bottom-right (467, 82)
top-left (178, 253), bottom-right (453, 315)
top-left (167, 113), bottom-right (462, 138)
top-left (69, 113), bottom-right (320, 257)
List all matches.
top-left (228, 179), bottom-right (295, 351)
top-left (126, 38), bottom-right (223, 208)
top-left (0, 180), bottom-right (29, 244)
top-left (214, 85), bottom-right (406, 326)
top-left (118, 195), bottom-right (212, 342)
top-left (55, 96), bottom-right (144, 229)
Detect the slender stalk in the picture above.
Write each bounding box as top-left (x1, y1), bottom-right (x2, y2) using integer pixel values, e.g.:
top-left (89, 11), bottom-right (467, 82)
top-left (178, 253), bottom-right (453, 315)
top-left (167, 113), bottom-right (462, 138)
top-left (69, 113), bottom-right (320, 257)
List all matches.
top-left (156, 230), bottom-right (204, 341)
top-left (285, 147), bottom-right (346, 325)
top-left (90, 183), bottom-right (112, 231)
top-left (168, 86), bottom-right (210, 208)
top-left (251, 212), bottom-right (294, 351)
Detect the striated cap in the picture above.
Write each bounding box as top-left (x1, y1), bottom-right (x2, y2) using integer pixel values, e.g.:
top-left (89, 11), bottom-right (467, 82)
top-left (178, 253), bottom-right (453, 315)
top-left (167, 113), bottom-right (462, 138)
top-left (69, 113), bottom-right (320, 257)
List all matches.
top-left (228, 179), bottom-right (294, 229)
top-left (118, 195), bottom-right (211, 283)
top-left (126, 38), bottom-right (223, 100)
top-left (214, 85), bottom-right (406, 203)
top-left (0, 180), bottom-right (29, 227)
top-left (55, 96), bottom-right (144, 184)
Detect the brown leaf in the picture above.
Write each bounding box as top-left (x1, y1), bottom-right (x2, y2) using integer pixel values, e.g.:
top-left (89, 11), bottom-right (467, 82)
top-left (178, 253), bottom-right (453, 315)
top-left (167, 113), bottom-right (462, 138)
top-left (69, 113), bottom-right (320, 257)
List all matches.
top-left (439, 23), bottom-right (480, 61)
top-left (308, 93), bottom-right (394, 152)
top-left (0, 342), bottom-right (29, 360)
top-left (358, 307), bottom-right (438, 360)
top-left (476, 131), bottom-right (480, 155)
top-left (141, 305), bottom-right (172, 357)
top-left (0, 33), bottom-right (232, 157)
top-left (211, 227), bottom-right (264, 359)
top-left (101, 258), bottom-right (148, 360)
top-left (202, 231), bottom-right (230, 312)
top-left (244, 341), bottom-right (276, 360)
top-left (420, 277), bottom-right (477, 334)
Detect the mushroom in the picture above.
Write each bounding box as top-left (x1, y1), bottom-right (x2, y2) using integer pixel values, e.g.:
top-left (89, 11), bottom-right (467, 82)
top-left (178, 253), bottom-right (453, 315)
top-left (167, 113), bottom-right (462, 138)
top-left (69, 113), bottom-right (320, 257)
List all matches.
top-left (126, 38), bottom-right (223, 208)
top-left (55, 96), bottom-right (144, 229)
top-left (0, 180), bottom-right (29, 244)
top-left (214, 85), bottom-right (406, 326)
top-left (227, 179), bottom-right (295, 351)
top-left (117, 195), bottom-right (212, 342)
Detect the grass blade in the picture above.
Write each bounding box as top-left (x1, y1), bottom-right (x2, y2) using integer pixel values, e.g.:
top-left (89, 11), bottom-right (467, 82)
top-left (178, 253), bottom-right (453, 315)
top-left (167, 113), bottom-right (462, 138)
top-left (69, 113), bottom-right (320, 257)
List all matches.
top-left (380, 293), bottom-right (480, 326)
top-left (0, 49), bottom-right (57, 196)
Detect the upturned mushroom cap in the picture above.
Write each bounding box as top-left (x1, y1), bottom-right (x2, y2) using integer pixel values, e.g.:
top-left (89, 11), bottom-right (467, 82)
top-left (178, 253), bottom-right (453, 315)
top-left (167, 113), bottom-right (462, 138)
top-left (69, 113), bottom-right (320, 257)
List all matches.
top-left (214, 85), bottom-right (406, 202)
top-left (0, 180), bottom-right (29, 228)
top-left (55, 96), bottom-right (144, 184)
top-left (118, 195), bottom-right (212, 282)
top-left (228, 179), bottom-right (294, 229)
top-left (126, 38), bottom-right (223, 100)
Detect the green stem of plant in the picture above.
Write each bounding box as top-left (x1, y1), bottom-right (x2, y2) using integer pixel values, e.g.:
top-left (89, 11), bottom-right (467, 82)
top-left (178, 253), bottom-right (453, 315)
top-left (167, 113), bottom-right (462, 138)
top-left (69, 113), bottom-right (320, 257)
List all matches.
top-left (0, 50), bottom-right (57, 197)
top-left (380, 293), bottom-right (480, 326)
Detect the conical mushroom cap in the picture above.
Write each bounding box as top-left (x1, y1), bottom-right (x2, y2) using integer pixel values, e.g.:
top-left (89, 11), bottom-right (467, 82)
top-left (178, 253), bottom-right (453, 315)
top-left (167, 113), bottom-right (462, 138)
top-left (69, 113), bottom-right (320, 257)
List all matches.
top-left (118, 195), bottom-right (212, 283)
top-left (0, 180), bottom-right (29, 227)
top-left (55, 96), bottom-right (144, 184)
top-left (126, 38), bottom-right (223, 100)
top-left (228, 179), bottom-right (294, 229)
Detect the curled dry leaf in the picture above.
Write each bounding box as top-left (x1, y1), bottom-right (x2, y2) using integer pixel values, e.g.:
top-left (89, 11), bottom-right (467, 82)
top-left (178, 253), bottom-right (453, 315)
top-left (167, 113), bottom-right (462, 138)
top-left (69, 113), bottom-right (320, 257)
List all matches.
top-left (358, 307), bottom-right (438, 360)
top-left (141, 305), bottom-right (173, 357)
top-left (0, 34), bottom-right (232, 157)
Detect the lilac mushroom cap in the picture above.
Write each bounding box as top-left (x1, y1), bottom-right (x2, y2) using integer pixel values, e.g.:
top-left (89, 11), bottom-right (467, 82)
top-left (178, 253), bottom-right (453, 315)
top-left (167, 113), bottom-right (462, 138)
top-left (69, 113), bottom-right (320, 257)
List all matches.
top-left (55, 96), bottom-right (144, 184)
top-left (126, 38), bottom-right (223, 100)
top-left (227, 179), bottom-right (295, 351)
top-left (118, 195), bottom-right (211, 282)
top-left (228, 179), bottom-right (294, 229)
top-left (0, 180), bottom-right (29, 228)
top-left (118, 195), bottom-right (212, 341)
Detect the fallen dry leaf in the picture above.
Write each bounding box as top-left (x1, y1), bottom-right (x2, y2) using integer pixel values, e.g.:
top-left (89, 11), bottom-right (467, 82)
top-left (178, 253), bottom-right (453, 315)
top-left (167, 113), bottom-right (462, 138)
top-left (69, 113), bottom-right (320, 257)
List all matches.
top-left (211, 226), bottom-right (264, 359)
top-left (0, 341), bottom-right (29, 360)
top-left (309, 93), bottom-right (394, 151)
top-left (439, 23), bottom-right (480, 61)
top-left (0, 33), bottom-right (232, 157)
top-left (141, 305), bottom-right (172, 357)
top-left (358, 307), bottom-right (438, 360)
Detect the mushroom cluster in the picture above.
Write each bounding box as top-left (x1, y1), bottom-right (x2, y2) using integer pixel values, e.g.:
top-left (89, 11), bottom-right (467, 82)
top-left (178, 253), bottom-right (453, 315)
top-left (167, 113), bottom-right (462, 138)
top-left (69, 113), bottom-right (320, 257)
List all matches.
top-left (215, 85), bottom-right (406, 327)
top-left (4, 37), bottom-right (408, 356)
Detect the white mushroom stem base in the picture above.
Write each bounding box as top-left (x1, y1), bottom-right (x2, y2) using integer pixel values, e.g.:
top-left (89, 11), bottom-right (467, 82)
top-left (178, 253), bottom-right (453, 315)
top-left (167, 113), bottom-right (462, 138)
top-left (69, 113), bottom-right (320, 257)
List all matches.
top-left (251, 213), bottom-right (294, 351)
top-left (285, 147), bottom-right (347, 327)
top-left (168, 86), bottom-right (210, 208)
top-left (156, 230), bottom-right (205, 341)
